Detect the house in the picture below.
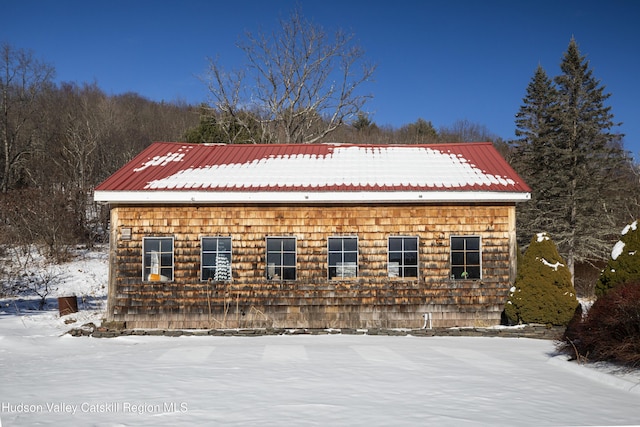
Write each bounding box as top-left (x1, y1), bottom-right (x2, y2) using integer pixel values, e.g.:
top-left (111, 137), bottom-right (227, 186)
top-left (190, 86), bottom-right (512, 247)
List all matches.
top-left (94, 142), bottom-right (530, 329)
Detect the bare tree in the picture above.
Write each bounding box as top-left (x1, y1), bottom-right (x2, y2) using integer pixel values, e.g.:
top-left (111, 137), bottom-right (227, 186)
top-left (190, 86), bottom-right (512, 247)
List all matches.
top-left (56, 83), bottom-right (112, 243)
top-left (53, 83), bottom-right (107, 192)
top-left (204, 8), bottom-right (376, 144)
top-left (0, 43), bottom-right (55, 193)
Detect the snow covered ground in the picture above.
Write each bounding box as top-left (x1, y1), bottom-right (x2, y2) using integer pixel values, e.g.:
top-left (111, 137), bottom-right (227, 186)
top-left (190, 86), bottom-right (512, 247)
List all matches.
top-left (1, 248), bottom-right (640, 426)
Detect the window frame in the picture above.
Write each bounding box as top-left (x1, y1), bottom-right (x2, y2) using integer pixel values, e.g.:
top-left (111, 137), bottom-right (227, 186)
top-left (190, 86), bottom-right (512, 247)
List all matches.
top-left (450, 235), bottom-right (482, 280)
top-left (327, 236), bottom-right (359, 280)
top-left (388, 236), bottom-right (419, 279)
top-left (142, 236), bottom-right (174, 282)
top-left (265, 236), bottom-right (297, 281)
top-left (201, 236), bottom-right (232, 282)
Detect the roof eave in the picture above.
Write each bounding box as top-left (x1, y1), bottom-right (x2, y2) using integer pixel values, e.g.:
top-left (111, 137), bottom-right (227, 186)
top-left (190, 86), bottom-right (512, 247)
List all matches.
top-left (94, 190), bottom-right (531, 204)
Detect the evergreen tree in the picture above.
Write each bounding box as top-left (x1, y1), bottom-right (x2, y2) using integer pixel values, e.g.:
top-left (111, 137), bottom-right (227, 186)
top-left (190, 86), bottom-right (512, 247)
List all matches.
top-left (552, 38), bottom-right (629, 278)
top-left (184, 106), bottom-right (259, 144)
top-left (505, 233), bottom-right (578, 326)
top-left (512, 65), bottom-right (562, 243)
top-left (351, 112), bottom-right (374, 132)
top-left (596, 220), bottom-right (640, 296)
top-left (184, 111), bottom-right (226, 143)
top-left (512, 39), bottom-right (630, 282)
top-left (404, 118), bottom-right (438, 143)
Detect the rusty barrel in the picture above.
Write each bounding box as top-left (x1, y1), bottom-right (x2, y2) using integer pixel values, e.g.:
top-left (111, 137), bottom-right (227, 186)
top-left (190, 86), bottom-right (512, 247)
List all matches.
top-left (58, 296), bottom-right (78, 316)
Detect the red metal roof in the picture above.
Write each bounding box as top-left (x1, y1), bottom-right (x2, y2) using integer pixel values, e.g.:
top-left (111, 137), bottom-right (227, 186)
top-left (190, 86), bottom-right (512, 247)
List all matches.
top-left (95, 142), bottom-right (530, 203)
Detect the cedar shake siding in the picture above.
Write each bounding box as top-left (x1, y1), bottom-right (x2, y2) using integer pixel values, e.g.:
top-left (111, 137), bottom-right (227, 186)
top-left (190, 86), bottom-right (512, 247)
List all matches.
top-left (96, 142), bottom-right (529, 329)
top-left (106, 203), bottom-right (517, 329)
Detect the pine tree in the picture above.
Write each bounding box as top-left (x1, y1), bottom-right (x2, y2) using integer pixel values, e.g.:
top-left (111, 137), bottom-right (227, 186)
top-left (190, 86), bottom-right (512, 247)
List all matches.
top-left (352, 112), bottom-right (373, 132)
top-left (184, 106), bottom-right (261, 144)
top-left (552, 38), bottom-right (629, 279)
top-left (505, 233), bottom-right (578, 326)
top-left (512, 65), bottom-right (563, 243)
top-left (512, 39), bottom-right (630, 283)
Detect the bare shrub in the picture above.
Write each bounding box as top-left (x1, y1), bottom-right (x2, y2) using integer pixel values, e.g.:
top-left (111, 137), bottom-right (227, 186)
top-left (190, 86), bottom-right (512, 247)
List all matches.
top-left (559, 281), bottom-right (640, 367)
top-left (0, 244), bottom-right (63, 305)
top-left (0, 189), bottom-right (78, 262)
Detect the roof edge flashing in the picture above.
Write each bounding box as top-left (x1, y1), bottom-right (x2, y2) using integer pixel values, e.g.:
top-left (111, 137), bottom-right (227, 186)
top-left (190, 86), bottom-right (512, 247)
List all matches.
top-left (94, 190), bottom-right (531, 204)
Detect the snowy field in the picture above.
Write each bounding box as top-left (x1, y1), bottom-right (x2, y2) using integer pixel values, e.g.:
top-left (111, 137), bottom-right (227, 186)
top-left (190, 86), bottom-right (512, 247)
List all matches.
top-left (1, 249), bottom-right (640, 426)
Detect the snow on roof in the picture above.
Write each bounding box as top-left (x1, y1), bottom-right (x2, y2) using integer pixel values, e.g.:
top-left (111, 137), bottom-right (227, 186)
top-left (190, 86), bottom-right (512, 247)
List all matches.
top-left (94, 142), bottom-right (531, 204)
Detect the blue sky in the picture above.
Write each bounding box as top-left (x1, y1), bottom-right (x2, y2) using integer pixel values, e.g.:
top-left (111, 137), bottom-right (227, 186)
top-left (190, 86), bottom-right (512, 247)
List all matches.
top-left (3, 0), bottom-right (640, 156)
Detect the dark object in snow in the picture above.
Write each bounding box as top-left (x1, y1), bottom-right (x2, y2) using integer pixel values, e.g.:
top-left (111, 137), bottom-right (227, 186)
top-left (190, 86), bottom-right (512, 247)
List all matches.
top-left (58, 296), bottom-right (78, 316)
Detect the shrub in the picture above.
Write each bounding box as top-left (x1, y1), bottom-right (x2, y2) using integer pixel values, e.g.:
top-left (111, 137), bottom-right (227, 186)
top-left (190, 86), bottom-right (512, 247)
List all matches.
top-left (0, 189), bottom-right (78, 262)
top-left (505, 233), bottom-right (578, 326)
top-left (559, 281), bottom-right (640, 367)
top-left (596, 220), bottom-right (640, 296)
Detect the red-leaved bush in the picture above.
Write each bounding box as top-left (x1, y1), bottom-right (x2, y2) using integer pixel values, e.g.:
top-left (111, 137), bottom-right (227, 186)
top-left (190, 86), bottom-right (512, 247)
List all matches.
top-left (559, 281), bottom-right (640, 367)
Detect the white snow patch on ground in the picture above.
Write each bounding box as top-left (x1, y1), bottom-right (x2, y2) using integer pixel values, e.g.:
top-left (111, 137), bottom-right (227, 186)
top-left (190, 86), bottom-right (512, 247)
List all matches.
top-left (1, 248), bottom-right (640, 426)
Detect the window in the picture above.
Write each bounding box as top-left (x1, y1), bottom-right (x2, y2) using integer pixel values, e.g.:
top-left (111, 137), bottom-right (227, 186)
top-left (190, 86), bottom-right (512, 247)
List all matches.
top-left (201, 237), bottom-right (232, 281)
top-left (328, 236), bottom-right (358, 279)
top-left (143, 237), bottom-right (174, 282)
top-left (388, 236), bottom-right (419, 278)
top-left (266, 237), bottom-right (296, 280)
top-left (450, 236), bottom-right (481, 279)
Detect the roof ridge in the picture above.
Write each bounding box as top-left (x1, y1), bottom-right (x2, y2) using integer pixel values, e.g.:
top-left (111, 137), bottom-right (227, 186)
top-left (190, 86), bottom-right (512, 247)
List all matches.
top-left (149, 141), bottom-right (495, 148)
